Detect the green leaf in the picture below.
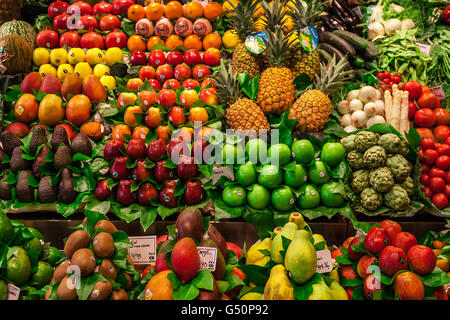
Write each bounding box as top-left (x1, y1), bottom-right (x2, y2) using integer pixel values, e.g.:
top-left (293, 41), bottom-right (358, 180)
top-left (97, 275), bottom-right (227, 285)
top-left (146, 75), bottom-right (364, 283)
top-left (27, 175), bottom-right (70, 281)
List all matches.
top-left (72, 153), bottom-right (91, 162)
top-left (84, 199), bottom-right (110, 215)
top-left (420, 269), bottom-right (450, 287)
top-left (331, 161), bottom-right (349, 180)
top-left (293, 73), bottom-right (312, 91)
top-left (191, 270), bottom-right (214, 291)
top-left (293, 273), bottom-right (322, 300)
top-left (76, 273), bottom-right (108, 300)
top-left (172, 282), bottom-right (199, 300)
top-left (157, 205), bottom-right (178, 220)
top-left (140, 207), bottom-right (157, 232)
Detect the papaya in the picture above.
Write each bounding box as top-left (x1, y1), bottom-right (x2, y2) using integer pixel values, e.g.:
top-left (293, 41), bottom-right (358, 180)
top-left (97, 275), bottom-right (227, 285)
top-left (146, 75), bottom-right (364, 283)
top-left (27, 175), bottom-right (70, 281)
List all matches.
top-left (263, 264), bottom-right (295, 300)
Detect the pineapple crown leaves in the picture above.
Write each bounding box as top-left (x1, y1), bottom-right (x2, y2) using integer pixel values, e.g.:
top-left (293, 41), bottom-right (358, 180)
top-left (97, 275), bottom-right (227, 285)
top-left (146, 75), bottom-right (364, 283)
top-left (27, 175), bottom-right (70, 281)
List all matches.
top-left (212, 60), bottom-right (243, 106)
top-left (314, 54), bottom-right (352, 96)
top-left (225, 0), bottom-right (263, 41)
top-left (261, 0), bottom-right (289, 33)
top-left (287, 0), bottom-right (325, 32)
top-left (262, 25), bottom-right (295, 67)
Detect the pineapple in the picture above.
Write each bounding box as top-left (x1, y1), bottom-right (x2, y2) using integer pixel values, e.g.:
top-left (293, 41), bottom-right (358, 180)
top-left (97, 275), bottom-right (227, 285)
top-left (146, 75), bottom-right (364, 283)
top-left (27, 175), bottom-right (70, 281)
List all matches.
top-left (226, 0), bottom-right (263, 78)
top-left (289, 56), bottom-right (351, 132)
top-left (287, 0), bottom-right (323, 81)
top-left (213, 61), bottom-right (270, 137)
top-left (257, 0), bottom-right (296, 116)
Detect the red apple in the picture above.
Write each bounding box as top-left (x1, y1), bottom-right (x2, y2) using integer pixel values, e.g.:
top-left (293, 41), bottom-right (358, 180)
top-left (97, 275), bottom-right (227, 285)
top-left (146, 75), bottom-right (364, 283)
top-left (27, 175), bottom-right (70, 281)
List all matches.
top-left (104, 139), bottom-right (125, 162)
top-left (378, 246), bottom-right (408, 277)
top-left (157, 89), bottom-right (177, 110)
top-left (356, 255), bottom-right (376, 279)
top-left (393, 271), bottom-right (424, 300)
top-left (5, 122), bottom-right (29, 138)
top-left (407, 245), bottom-right (436, 275)
top-left (363, 274), bottom-right (382, 300)
top-left (163, 79), bottom-right (181, 90)
top-left (364, 227), bottom-right (391, 255)
top-left (168, 106), bottom-right (186, 127)
top-left (174, 64), bottom-right (191, 81)
top-left (148, 50), bottom-right (166, 68)
top-left (192, 64), bottom-right (210, 80)
top-left (166, 51), bottom-right (183, 66)
top-left (183, 49), bottom-right (202, 67)
top-left (380, 219), bottom-right (402, 240)
top-left (130, 50), bottom-right (147, 65)
top-left (182, 79), bottom-right (200, 89)
top-left (393, 231), bottom-right (417, 253)
top-left (156, 64), bottom-right (174, 83)
top-left (139, 66), bottom-right (156, 81)
top-left (148, 79), bottom-right (162, 90)
top-left (203, 48), bottom-right (221, 67)
top-left (126, 138), bottom-right (147, 160)
top-left (347, 237), bottom-right (364, 261)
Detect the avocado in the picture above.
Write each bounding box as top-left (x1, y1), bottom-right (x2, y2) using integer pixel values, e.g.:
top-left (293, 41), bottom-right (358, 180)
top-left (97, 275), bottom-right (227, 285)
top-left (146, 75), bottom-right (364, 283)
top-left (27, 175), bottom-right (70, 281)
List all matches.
top-left (38, 175), bottom-right (58, 203)
top-left (92, 232), bottom-right (115, 258)
top-left (29, 126), bottom-right (47, 156)
top-left (0, 172), bottom-right (13, 200)
top-left (70, 132), bottom-right (92, 156)
top-left (32, 145), bottom-right (50, 178)
top-left (0, 131), bottom-right (23, 156)
top-left (10, 146), bottom-right (32, 173)
top-left (0, 211), bottom-right (13, 243)
top-left (58, 168), bottom-right (77, 204)
top-left (50, 126), bottom-right (69, 151)
top-left (16, 170), bottom-right (35, 203)
top-left (53, 145), bottom-right (72, 170)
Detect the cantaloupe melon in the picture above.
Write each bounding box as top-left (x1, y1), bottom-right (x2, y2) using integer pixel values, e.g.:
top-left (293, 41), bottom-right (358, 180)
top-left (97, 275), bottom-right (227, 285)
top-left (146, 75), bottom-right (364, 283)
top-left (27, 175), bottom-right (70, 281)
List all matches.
top-left (0, 20), bottom-right (37, 49)
top-left (0, 34), bottom-right (33, 75)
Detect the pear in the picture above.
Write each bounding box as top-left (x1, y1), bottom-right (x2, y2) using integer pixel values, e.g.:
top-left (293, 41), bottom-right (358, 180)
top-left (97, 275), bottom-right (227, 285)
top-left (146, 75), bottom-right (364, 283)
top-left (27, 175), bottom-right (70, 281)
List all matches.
top-left (289, 212), bottom-right (309, 230)
top-left (327, 269), bottom-right (340, 283)
top-left (312, 234), bottom-right (328, 250)
top-left (329, 280), bottom-right (348, 300)
top-left (285, 230), bottom-right (317, 285)
top-left (270, 222), bottom-right (297, 264)
top-left (240, 292), bottom-right (264, 300)
top-left (246, 237), bottom-right (272, 265)
top-left (308, 278), bottom-right (334, 300)
top-left (264, 264), bottom-right (295, 300)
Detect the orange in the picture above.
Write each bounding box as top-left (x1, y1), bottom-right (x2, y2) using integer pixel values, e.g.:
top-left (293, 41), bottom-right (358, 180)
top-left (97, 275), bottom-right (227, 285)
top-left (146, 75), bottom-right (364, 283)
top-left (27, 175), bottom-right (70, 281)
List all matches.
top-left (203, 2), bottom-right (224, 20)
top-left (147, 36), bottom-right (164, 50)
top-left (144, 270), bottom-right (173, 300)
top-left (112, 124), bottom-right (132, 142)
top-left (164, 1), bottom-right (183, 20)
top-left (124, 106), bottom-right (143, 127)
top-left (202, 33), bottom-right (222, 50)
top-left (128, 35), bottom-right (147, 52)
top-left (183, 1), bottom-right (203, 20)
top-left (165, 34), bottom-right (184, 50)
top-left (146, 2), bottom-right (165, 21)
top-left (132, 126), bottom-right (150, 141)
top-left (128, 4), bottom-right (146, 22)
top-left (80, 121), bottom-right (104, 142)
top-left (183, 34), bottom-right (202, 51)
top-left (38, 94), bottom-right (64, 127)
top-left (66, 94), bottom-right (92, 127)
top-left (188, 107), bottom-right (209, 124)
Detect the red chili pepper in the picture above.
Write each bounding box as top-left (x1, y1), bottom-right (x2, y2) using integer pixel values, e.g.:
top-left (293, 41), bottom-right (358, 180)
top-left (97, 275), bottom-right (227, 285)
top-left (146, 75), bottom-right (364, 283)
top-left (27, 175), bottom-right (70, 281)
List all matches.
top-left (442, 5), bottom-right (450, 24)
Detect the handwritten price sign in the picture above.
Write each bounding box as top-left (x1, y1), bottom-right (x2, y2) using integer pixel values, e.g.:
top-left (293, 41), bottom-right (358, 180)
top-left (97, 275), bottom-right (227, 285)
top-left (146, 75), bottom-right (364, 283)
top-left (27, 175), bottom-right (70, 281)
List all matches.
top-left (197, 246), bottom-right (217, 271)
top-left (128, 236), bottom-right (157, 265)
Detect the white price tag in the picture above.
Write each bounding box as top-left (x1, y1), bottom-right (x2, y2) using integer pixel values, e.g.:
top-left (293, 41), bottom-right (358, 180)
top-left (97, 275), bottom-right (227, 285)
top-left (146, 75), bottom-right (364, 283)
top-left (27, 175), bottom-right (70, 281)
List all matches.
top-left (212, 165), bottom-right (235, 184)
top-left (197, 246), bottom-right (217, 271)
top-left (415, 42), bottom-right (431, 56)
top-left (7, 283), bottom-right (20, 300)
top-left (128, 236), bottom-right (157, 265)
top-left (316, 249), bottom-right (333, 273)
top-left (430, 86), bottom-right (446, 100)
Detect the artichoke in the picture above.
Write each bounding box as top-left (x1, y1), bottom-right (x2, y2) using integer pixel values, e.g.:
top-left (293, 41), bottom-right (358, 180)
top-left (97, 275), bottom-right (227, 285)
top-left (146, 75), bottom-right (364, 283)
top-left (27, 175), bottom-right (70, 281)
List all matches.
top-left (354, 131), bottom-right (379, 153)
top-left (396, 139), bottom-right (411, 156)
top-left (386, 154), bottom-right (411, 182)
top-left (369, 167), bottom-right (394, 193)
top-left (364, 146), bottom-right (386, 168)
top-left (383, 184), bottom-right (410, 211)
top-left (377, 133), bottom-right (402, 154)
top-left (340, 135), bottom-right (356, 152)
top-left (347, 151), bottom-right (365, 170)
top-left (400, 177), bottom-right (414, 197)
top-left (351, 170), bottom-right (370, 194)
top-left (360, 187), bottom-right (383, 211)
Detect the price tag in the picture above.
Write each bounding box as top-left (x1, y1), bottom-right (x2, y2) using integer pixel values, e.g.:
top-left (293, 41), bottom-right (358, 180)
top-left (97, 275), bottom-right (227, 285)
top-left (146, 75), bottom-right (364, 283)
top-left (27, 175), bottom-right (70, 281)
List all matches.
top-left (315, 249), bottom-right (333, 274)
top-left (128, 236), bottom-right (157, 265)
top-left (7, 283), bottom-right (20, 300)
top-left (415, 42), bottom-right (431, 56)
top-left (212, 165), bottom-right (235, 184)
top-left (430, 86), bottom-right (446, 100)
top-left (300, 26), bottom-right (319, 52)
top-left (197, 246), bottom-right (217, 271)
top-left (245, 31), bottom-right (267, 55)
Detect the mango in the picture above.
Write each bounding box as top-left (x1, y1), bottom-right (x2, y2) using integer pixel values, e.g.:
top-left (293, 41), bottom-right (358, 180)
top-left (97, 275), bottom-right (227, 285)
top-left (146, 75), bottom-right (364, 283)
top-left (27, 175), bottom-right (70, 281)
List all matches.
top-left (83, 75), bottom-right (106, 103)
top-left (39, 75), bottom-right (61, 94)
top-left (264, 264), bottom-right (295, 300)
top-left (171, 237), bottom-right (200, 283)
top-left (285, 229), bottom-right (317, 285)
top-left (61, 74), bottom-right (82, 101)
top-left (14, 94), bottom-right (38, 123)
top-left (21, 72), bottom-right (42, 94)
top-left (38, 94), bottom-right (64, 127)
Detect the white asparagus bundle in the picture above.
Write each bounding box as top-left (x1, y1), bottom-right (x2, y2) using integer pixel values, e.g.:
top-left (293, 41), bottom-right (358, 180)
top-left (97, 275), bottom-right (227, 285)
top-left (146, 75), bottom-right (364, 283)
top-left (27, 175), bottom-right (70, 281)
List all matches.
top-left (400, 90), bottom-right (410, 135)
top-left (391, 84), bottom-right (402, 131)
top-left (384, 89), bottom-right (393, 124)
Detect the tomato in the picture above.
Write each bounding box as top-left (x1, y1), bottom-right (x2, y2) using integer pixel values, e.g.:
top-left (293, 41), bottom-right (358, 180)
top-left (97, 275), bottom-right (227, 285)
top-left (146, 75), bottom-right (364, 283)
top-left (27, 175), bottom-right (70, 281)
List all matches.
top-left (408, 100), bottom-right (417, 119)
top-left (429, 168), bottom-right (446, 178)
top-left (418, 92), bottom-right (439, 109)
top-left (423, 186), bottom-right (433, 199)
top-left (414, 108), bottom-right (436, 128)
top-left (435, 143), bottom-right (450, 156)
top-left (391, 76), bottom-right (400, 84)
top-left (444, 185), bottom-right (450, 199)
top-left (434, 108), bottom-right (450, 125)
top-left (421, 85), bottom-right (431, 94)
top-left (401, 81), bottom-right (423, 100)
top-left (430, 177), bottom-right (446, 193)
top-left (423, 149), bottom-right (439, 165)
top-left (446, 137), bottom-right (450, 146)
top-left (420, 137), bottom-right (436, 150)
top-left (382, 78), bottom-right (389, 84)
top-left (422, 164), bottom-right (431, 173)
top-left (434, 126), bottom-right (450, 143)
top-left (432, 193), bottom-right (448, 209)
top-left (420, 173), bottom-right (430, 186)
top-left (416, 127), bottom-right (434, 138)
top-left (436, 155), bottom-right (450, 170)
top-left (446, 172), bottom-right (450, 184)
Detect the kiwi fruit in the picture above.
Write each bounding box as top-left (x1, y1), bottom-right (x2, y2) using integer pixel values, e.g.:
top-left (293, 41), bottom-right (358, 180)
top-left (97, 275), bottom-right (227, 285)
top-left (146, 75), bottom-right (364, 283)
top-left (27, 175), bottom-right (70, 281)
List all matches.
top-left (71, 248), bottom-right (96, 276)
top-left (94, 220), bottom-right (118, 234)
top-left (0, 171), bottom-right (13, 200)
top-left (112, 289), bottom-right (128, 300)
top-left (57, 275), bottom-right (78, 300)
top-left (38, 176), bottom-right (58, 203)
top-left (88, 281), bottom-right (112, 300)
top-left (10, 146), bottom-right (32, 173)
top-left (59, 168), bottom-right (77, 204)
top-left (64, 229), bottom-right (91, 258)
top-left (52, 259), bottom-right (71, 283)
top-left (92, 232), bottom-right (115, 258)
top-left (50, 126), bottom-right (69, 151)
top-left (123, 273), bottom-right (132, 290)
top-left (53, 144), bottom-right (72, 170)
top-left (32, 145), bottom-right (50, 178)
top-left (97, 259), bottom-right (117, 280)
top-left (29, 126), bottom-right (47, 156)
top-left (16, 170), bottom-right (35, 203)
top-left (70, 132), bottom-right (92, 156)
top-left (0, 131), bottom-right (23, 156)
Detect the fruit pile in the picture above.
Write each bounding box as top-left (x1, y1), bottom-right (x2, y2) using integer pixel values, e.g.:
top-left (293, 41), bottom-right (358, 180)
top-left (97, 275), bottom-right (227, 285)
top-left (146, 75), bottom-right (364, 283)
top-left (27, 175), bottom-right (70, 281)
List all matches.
top-left (333, 220), bottom-right (450, 300)
top-left (0, 211), bottom-right (63, 300)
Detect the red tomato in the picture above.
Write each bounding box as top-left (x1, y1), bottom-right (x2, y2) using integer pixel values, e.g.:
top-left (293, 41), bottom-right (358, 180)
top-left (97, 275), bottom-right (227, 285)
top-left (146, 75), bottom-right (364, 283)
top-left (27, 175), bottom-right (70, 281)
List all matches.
top-left (434, 126), bottom-right (450, 142)
top-left (430, 177), bottom-right (446, 193)
top-left (420, 173), bottom-right (430, 186)
top-left (424, 186), bottom-right (433, 199)
top-left (436, 155), bottom-right (450, 170)
top-left (434, 108), bottom-right (450, 126)
top-left (414, 108), bottom-right (436, 128)
top-left (418, 92), bottom-right (439, 109)
top-left (408, 100), bottom-right (417, 119)
top-left (435, 143), bottom-right (450, 156)
top-left (422, 164), bottom-right (431, 173)
top-left (429, 167), bottom-right (446, 178)
top-left (446, 172), bottom-right (450, 184)
top-left (444, 185), bottom-right (450, 199)
top-left (401, 81), bottom-right (423, 100)
top-left (421, 85), bottom-right (431, 94)
top-left (432, 193), bottom-right (448, 209)
top-left (416, 128), bottom-right (434, 139)
top-left (423, 149), bottom-right (439, 165)
top-left (420, 137), bottom-right (436, 150)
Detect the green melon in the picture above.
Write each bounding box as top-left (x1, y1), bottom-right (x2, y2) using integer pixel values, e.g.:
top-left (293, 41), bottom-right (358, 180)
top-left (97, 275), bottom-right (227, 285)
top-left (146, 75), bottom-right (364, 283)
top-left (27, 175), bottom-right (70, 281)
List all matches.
top-left (0, 20), bottom-right (36, 49)
top-left (0, 34), bottom-right (33, 75)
